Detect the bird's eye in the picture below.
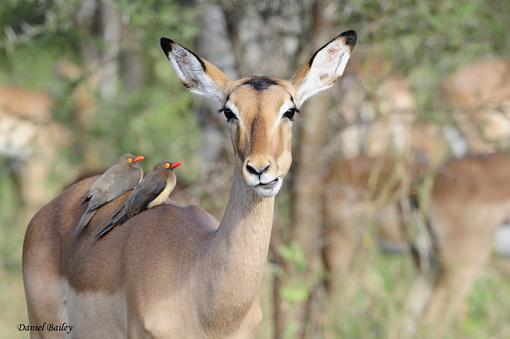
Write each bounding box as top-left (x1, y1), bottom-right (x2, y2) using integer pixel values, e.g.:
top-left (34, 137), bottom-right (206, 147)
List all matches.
top-left (282, 107), bottom-right (299, 121)
top-left (165, 163), bottom-right (170, 169)
top-left (127, 158), bottom-right (133, 163)
top-left (218, 107), bottom-right (238, 122)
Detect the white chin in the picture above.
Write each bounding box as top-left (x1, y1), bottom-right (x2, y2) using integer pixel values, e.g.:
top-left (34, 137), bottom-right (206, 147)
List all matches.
top-left (251, 179), bottom-right (283, 198)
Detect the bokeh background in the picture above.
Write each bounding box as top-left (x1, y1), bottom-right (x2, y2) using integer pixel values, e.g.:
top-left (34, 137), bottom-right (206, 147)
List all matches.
top-left (1, 0), bottom-right (509, 338)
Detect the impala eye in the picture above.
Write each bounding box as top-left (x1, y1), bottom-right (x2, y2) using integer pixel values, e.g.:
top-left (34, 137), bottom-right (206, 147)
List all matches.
top-left (218, 107), bottom-right (238, 122)
top-left (282, 107), bottom-right (299, 121)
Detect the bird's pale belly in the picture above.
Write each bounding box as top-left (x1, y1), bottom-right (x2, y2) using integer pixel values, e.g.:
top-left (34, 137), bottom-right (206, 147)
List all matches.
top-left (148, 178), bottom-right (175, 209)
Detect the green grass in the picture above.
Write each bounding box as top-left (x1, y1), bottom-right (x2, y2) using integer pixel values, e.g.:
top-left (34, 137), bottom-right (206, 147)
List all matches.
top-left (0, 269), bottom-right (28, 339)
top-left (321, 249), bottom-right (510, 339)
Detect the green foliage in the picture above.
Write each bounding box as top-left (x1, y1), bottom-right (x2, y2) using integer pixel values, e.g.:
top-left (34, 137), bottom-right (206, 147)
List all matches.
top-left (117, 0), bottom-right (198, 50)
top-left (321, 250), bottom-right (510, 339)
top-left (279, 242), bottom-right (307, 273)
top-left (88, 78), bottom-right (201, 181)
top-left (0, 160), bottom-right (22, 271)
top-left (281, 281), bottom-right (308, 303)
top-left (0, 0), bottom-right (80, 53)
top-left (0, 2), bottom-right (199, 336)
top-left (278, 243), bottom-right (309, 303)
top-left (0, 0), bottom-right (200, 173)
top-left (339, 0), bottom-right (510, 120)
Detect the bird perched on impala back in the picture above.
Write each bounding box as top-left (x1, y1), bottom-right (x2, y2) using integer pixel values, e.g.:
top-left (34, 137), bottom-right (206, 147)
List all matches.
top-left (74, 153), bottom-right (145, 236)
top-left (95, 160), bottom-right (182, 239)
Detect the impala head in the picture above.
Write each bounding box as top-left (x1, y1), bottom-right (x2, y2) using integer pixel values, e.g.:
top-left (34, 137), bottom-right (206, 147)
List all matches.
top-left (160, 30), bottom-right (356, 197)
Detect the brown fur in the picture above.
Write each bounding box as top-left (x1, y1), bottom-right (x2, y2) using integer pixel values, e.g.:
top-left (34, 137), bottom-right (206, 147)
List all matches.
top-left (25, 176), bottom-right (215, 292)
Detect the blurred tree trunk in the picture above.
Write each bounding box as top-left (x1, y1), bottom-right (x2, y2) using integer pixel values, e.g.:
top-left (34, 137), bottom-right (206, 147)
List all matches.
top-left (73, 0), bottom-right (101, 165)
top-left (99, 0), bottom-right (121, 99)
top-left (72, 0), bottom-right (123, 170)
top-left (195, 2), bottom-right (238, 181)
top-left (75, 0), bottom-right (122, 99)
top-left (76, 0), bottom-right (100, 76)
top-left (122, 25), bottom-right (148, 92)
top-left (285, 1), bottom-right (340, 338)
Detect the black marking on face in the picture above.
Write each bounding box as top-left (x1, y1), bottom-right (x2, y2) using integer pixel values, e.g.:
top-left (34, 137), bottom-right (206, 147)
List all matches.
top-left (222, 93), bottom-right (231, 107)
top-left (290, 95), bottom-right (296, 107)
top-left (242, 76), bottom-right (278, 91)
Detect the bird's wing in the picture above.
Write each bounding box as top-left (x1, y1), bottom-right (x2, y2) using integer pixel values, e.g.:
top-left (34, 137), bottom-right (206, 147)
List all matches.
top-left (75, 208), bottom-right (97, 236)
top-left (125, 172), bottom-right (167, 217)
top-left (88, 166), bottom-right (142, 210)
top-left (105, 204), bottom-right (128, 231)
top-left (102, 167), bottom-right (143, 202)
top-left (95, 172), bottom-right (164, 239)
top-left (89, 163), bottom-right (123, 192)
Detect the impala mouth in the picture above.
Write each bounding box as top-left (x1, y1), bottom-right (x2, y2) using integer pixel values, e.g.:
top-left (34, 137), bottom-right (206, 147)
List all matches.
top-left (251, 177), bottom-right (283, 197)
top-left (258, 178), bottom-right (279, 187)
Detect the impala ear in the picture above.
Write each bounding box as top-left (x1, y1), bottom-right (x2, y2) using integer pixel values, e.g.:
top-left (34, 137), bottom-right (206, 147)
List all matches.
top-left (160, 37), bottom-right (231, 103)
top-left (290, 30), bottom-right (356, 107)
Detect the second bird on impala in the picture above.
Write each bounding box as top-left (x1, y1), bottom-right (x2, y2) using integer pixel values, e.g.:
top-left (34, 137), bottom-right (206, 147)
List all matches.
top-left (75, 153), bottom-right (145, 236)
top-left (96, 160), bottom-right (182, 239)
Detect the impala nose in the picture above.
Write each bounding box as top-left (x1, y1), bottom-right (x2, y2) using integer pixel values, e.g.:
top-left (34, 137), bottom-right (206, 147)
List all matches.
top-left (246, 162), bottom-right (270, 177)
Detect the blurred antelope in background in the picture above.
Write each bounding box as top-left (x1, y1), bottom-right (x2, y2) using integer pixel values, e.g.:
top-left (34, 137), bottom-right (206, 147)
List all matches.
top-left (0, 61), bottom-right (99, 217)
top-left (400, 58), bottom-right (510, 335)
top-left (321, 63), bottom-right (450, 293)
top-left (321, 56), bottom-right (510, 336)
top-left (0, 86), bottom-right (70, 215)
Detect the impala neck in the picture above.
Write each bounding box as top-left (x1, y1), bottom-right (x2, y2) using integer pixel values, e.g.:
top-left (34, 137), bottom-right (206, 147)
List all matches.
top-left (199, 166), bottom-right (275, 332)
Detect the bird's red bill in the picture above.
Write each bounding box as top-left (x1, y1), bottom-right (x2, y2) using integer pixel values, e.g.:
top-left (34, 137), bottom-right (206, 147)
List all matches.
top-left (133, 155), bottom-right (145, 163)
top-left (171, 161), bottom-right (183, 169)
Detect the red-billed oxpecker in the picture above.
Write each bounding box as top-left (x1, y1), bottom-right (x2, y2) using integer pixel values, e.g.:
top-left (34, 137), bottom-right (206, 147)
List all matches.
top-left (95, 160), bottom-right (182, 239)
top-left (74, 153), bottom-right (144, 236)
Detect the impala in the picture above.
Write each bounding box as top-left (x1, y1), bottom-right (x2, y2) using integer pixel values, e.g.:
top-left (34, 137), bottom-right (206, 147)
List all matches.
top-left (322, 153), bottom-right (510, 335)
top-left (0, 86), bottom-right (69, 215)
top-left (22, 31), bottom-right (357, 338)
top-left (403, 153), bottom-right (510, 334)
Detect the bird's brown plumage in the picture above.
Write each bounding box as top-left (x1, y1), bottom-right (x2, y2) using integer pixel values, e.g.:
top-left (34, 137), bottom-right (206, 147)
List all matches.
top-left (95, 161), bottom-right (181, 238)
top-left (75, 153), bottom-right (144, 236)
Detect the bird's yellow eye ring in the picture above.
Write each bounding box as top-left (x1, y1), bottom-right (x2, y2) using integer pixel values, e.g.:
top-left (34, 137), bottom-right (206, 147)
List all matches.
top-left (165, 163), bottom-right (170, 169)
top-left (128, 158), bottom-right (133, 163)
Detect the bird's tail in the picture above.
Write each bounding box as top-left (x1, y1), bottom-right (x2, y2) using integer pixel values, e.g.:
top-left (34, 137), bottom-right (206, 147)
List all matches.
top-left (110, 204), bottom-right (124, 221)
top-left (75, 208), bottom-right (96, 236)
top-left (95, 222), bottom-right (116, 239)
top-left (95, 206), bottom-right (127, 239)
